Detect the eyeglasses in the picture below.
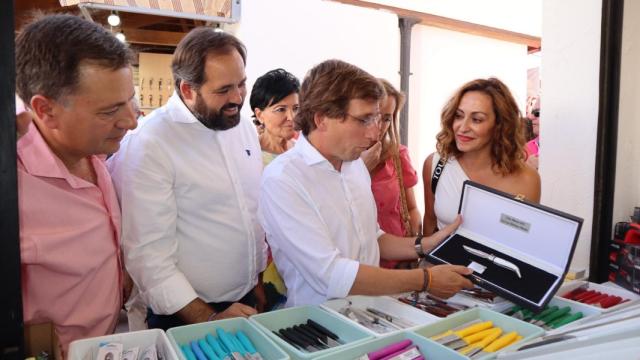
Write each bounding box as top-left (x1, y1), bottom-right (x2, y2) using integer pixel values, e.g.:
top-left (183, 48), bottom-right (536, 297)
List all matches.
top-left (531, 109), bottom-right (540, 117)
top-left (346, 113), bottom-right (382, 127)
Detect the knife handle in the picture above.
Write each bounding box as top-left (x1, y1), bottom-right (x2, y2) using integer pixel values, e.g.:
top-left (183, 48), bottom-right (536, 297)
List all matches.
top-left (484, 332), bottom-right (518, 352)
top-left (205, 334), bottom-right (227, 358)
top-left (307, 319), bottom-right (340, 342)
top-left (293, 325), bottom-right (326, 348)
top-left (455, 321), bottom-right (493, 337)
top-left (300, 323), bottom-right (328, 343)
top-left (236, 331), bottom-right (258, 354)
top-left (280, 328), bottom-right (311, 351)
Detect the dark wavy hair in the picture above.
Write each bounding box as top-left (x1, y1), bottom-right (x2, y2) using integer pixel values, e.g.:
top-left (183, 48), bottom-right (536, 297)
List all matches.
top-left (16, 13), bottom-right (133, 104)
top-left (172, 27), bottom-right (246, 93)
top-left (294, 59), bottom-right (384, 136)
top-left (436, 77), bottom-right (526, 175)
top-left (250, 68), bottom-right (300, 124)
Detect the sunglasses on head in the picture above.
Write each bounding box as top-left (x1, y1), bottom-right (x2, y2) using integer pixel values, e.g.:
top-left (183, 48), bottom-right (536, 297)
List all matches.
top-left (532, 109), bottom-right (540, 117)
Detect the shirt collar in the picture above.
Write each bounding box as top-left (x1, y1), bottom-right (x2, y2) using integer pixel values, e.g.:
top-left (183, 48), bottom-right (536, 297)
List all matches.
top-left (17, 123), bottom-right (96, 189)
top-left (167, 92), bottom-right (200, 124)
top-left (295, 134), bottom-right (336, 168)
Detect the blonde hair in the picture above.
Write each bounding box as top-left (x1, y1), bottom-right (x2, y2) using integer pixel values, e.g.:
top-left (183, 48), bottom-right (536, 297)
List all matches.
top-left (379, 79), bottom-right (412, 236)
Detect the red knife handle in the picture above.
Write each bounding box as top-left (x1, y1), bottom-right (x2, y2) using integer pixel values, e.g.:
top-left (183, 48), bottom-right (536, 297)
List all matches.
top-left (585, 293), bottom-right (608, 304)
top-left (599, 295), bottom-right (623, 308)
top-left (562, 287), bottom-right (588, 300)
top-left (574, 290), bottom-right (597, 301)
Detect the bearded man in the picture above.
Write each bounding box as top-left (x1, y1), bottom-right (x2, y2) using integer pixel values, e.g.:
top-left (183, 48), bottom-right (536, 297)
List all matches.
top-left (108, 28), bottom-right (267, 329)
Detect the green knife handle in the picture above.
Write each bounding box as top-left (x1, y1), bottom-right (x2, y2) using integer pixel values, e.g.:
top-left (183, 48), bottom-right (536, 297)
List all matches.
top-left (540, 307), bottom-right (571, 324)
top-left (533, 306), bottom-right (558, 320)
top-left (549, 312), bottom-right (583, 329)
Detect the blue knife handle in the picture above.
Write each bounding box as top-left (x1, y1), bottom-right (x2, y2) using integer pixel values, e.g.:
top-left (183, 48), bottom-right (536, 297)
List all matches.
top-left (217, 328), bottom-right (240, 355)
top-left (181, 345), bottom-right (197, 360)
top-left (198, 339), bottom-right (221, 360)
top-left (205, 334), bottom-right (229, 359)
top-left (235, 331), bottom-right (257, 354)
top-left (191, 341), bottom-right (208, 360)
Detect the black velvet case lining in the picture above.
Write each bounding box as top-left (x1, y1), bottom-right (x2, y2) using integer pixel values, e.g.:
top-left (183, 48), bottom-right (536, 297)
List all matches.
top-left (429, 234), bottom-right (558, 304)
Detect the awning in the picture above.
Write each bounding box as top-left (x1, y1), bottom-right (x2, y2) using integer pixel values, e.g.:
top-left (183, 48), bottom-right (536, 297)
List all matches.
top-left (59, 0), bottom-right (235, 22)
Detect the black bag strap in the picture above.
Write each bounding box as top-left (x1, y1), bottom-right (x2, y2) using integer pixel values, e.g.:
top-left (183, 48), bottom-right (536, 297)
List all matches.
top-left (431, 157), bottom-right (446, 194)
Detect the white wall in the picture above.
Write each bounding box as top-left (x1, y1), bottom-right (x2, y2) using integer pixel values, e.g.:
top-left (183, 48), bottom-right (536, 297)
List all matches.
top-left (408, 25), bottom-right (529, 216)
top-left (234, 0), bottom-right (400, 120)
top-left (613, 0), bottom-right (640, 224)
top-left (367, 0), bottom-right (542, 37)
top-left (540, 0), bottom-right (602, 272)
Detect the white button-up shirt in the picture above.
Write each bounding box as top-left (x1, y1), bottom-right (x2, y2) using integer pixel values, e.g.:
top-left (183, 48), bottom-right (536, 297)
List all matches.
top-left (108, 93), bottom-right (266, 315)
top-left (258, 135), bottom-right (383, 307)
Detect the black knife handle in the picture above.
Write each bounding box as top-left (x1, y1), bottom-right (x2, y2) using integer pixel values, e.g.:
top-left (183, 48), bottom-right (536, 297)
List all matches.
top-left (300, 323), bottom-right (328, 343)
top-left (307, 319), bottom-right (340, 341)
top-left (282, 328), bottom-right (316, 351)
top-left (279, 328), bottom-right (308, 350)
top-left (293, 325), bottom-right (327, 348)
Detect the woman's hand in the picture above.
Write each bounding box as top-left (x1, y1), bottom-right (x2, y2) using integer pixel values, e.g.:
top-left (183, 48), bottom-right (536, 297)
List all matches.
top-left (360, 141), bottom-right (382, 173)
top-left (421, 215), bottom-right (462, 252)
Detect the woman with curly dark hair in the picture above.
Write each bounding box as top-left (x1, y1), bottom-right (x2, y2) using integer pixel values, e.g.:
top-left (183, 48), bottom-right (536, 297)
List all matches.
top-left (422, 77), bottom-right (540, 235)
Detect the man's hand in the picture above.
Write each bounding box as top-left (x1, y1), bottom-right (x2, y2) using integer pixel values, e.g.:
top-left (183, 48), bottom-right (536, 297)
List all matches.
top-left (360, 141), bottom-right (382, 173)
top-left (213, 303), bottom-right (257, 320)
top-left (254, 280), bottom-right (267, 313)
top-left (422, 215), bottom-right (462, 252)
top-left (427, 264), bottom-right (474, 299)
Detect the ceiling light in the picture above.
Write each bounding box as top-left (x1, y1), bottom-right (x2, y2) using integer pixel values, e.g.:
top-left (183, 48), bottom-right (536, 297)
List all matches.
top-left (115, 32), bottom-right (126, 42)
top-left (108, 12), bottom-right (121, 27)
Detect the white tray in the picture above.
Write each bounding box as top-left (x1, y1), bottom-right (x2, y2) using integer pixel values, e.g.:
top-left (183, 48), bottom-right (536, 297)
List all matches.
top-left (321, 295), bottom-right (439, 337)
top-left (68, 329), bottom-right (178, 360)
top-left (557, 280), bottom-right (640, 313)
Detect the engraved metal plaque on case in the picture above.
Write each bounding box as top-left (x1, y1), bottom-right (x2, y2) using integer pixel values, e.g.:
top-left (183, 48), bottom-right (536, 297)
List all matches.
top-left (500, 214), bottom-right (531, 233)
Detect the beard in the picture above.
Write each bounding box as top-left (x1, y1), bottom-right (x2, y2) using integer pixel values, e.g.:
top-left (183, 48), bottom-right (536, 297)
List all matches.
top-left (191, 92), bottom-right (243, 131)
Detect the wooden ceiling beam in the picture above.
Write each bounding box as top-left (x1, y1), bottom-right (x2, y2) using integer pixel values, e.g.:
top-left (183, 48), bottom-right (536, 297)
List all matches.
top-left (122, 27), bottom-right (186, 46)
top-left (331, 0), bottom-right (541, 48)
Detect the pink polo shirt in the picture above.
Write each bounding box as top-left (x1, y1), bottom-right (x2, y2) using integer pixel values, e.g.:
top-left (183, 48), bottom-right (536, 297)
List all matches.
top-left (18, 123), bottom-right (122, 356)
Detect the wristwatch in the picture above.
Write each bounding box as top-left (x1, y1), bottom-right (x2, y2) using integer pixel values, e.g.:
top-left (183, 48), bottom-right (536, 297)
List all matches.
top-left (414, 234), bottom-right (425, 258)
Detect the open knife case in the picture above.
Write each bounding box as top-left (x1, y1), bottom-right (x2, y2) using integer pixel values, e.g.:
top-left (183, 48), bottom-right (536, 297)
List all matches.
top-left (428, 181), bottom-right (583, 312)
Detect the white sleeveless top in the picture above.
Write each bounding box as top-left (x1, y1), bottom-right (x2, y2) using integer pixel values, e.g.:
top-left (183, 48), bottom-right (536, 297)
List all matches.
top-left (430, 153), bottom-right (470, 230)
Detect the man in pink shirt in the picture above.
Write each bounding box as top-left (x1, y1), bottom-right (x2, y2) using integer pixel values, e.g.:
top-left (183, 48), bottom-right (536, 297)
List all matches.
top-left (15, 14), bottom-right (137, 356)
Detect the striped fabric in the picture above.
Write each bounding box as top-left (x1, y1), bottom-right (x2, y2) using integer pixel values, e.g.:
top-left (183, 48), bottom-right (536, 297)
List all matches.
top-left (59, 0), bottom-right (230, 17)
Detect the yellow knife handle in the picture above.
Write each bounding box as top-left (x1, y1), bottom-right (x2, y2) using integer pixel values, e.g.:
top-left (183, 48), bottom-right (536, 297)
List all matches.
top-left (477, 329), bottom-right (503, 348)
top-left (460, 330), bottom-right (502, 356)
top-left (455, 321), bottom-right (493, 337)
top-left (462, 327), bottom-right (502, 344)
top-left (431, 329), bottom-right (453, 341)
top-left (458, 344), bottom-right (476, 355)
top-left (484, 331), bottom-right (518, 352)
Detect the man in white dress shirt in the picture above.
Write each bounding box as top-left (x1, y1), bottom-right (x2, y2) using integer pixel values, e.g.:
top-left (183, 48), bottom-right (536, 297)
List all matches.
top-left (259, 60), bottom-right (474, 307)
top-left (108, 28), bottom-right (266, 329)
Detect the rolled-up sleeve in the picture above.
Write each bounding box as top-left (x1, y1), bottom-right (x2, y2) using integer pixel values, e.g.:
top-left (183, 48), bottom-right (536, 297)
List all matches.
top-left (109, 133), bottom-right (197, 315)
top-left (259, 175), bottom-right (360, 301)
